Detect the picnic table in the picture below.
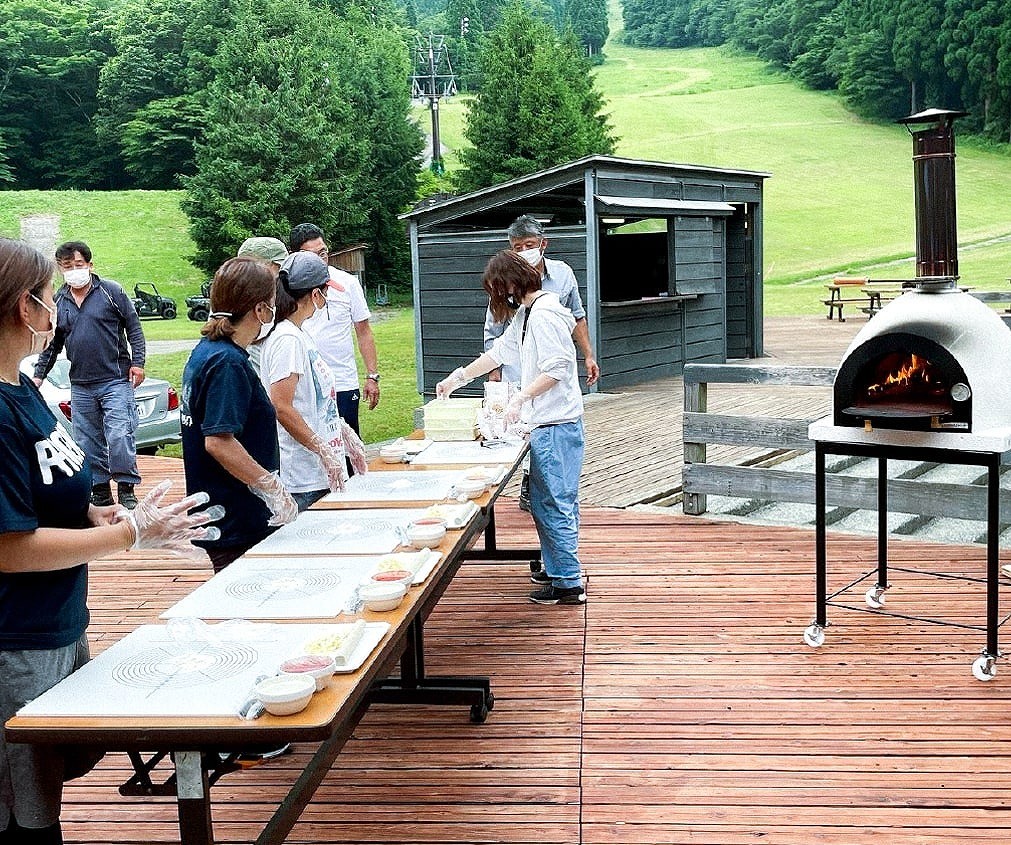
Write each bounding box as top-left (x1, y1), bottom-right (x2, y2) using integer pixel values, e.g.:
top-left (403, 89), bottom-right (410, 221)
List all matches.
top-left (822, 277), bottom-right (870, 322)
top-left (5, 438), bottom-right (534, 845)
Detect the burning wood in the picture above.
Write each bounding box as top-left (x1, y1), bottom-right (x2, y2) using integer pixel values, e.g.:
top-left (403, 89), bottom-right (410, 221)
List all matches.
top-left (865, 353), bottom-right (945, 400)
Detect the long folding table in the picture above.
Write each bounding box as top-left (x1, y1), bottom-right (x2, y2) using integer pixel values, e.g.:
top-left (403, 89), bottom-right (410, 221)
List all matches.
top-left (5, 438), bottom-right (538, 845)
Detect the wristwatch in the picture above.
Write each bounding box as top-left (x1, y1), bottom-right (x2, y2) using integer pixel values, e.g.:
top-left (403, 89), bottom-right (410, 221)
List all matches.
top-left (366, 373), bottom-right (380, 383)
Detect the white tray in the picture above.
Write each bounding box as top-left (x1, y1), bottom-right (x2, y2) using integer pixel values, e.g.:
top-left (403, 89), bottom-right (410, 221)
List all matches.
top-left (301, 621), bottom-right (390, 674)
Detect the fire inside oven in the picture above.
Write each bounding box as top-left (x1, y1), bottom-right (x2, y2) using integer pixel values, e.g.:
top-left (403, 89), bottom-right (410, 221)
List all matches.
top-left (833, 332), bottom-right (971, 431)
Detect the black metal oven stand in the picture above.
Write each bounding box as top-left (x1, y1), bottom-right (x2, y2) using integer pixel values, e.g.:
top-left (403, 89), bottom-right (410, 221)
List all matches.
top-left (808, 440), bottom-right (1006, 681)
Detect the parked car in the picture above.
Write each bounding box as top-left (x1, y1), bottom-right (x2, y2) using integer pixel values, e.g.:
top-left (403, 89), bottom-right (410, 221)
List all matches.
top-left (186, 280), bottom-right (211, 323)
top-left (20, 355), bottom-right (182, 454)
top-left (133, 282), bottom-right (177, 320)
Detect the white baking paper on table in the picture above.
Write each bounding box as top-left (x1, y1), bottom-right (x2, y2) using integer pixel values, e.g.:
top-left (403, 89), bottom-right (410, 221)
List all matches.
top-left (245, 509), bottom-right (429, 556)
top-left (160, 557), bottom-right (382, 620)
top-left (320, 470), bottom-right (460, 504)
top-left (17, 621), bottom-right (390, 718)
top-left (409, 439), bottom-right (523, 466)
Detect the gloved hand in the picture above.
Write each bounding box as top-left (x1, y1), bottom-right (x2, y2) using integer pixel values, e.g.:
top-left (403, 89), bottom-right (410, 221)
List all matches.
top-left (121, 480), bottom-right (224, 560)
top-left (248, 471), bottom-right (298, 526)
top-left (341, 420), bottom-right (369, 476)
top-left (311, 434), bottom-right (346, 492)
top-left (504, 391), bottom-right (527, 426)
top-left (436, 367), bottom-right (470, 399)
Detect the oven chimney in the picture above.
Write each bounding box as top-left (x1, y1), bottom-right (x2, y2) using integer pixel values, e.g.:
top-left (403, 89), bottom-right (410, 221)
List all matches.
top-left (896, 108), bottom-right (967, 290)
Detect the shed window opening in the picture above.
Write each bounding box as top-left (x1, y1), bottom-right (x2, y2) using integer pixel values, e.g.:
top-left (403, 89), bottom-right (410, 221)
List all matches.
top-left (598, 218), bottom-right (670, 302)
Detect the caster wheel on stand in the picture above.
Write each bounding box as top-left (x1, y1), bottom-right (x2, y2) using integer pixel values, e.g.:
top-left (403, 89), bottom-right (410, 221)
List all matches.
top-left (470, 702), bottom-right (489, 723)
top-left (864, 586), bottom-right (887, 609)
top-left (803, 623), bottom-right (826, 648)
top-left (972, 653), bottom-right (997, 682)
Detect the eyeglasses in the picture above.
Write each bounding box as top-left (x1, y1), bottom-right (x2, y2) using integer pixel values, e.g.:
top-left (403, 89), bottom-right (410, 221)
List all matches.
top-left (313, 246), bottom-right (329, 260)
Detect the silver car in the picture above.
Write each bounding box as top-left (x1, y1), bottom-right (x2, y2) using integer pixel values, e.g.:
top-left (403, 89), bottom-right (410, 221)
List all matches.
top-left (21, 355), bottom-right (182, 454)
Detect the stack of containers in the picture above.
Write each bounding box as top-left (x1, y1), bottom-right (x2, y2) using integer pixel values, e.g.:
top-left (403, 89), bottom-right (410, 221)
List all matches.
top-left (423, 397), bottom-right (484, 441)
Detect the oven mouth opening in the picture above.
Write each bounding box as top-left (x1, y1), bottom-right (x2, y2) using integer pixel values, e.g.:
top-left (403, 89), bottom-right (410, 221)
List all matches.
top-left (834, 334), bottom-right (971, 431)
top-left (841, 352), bottom-right (953, 420)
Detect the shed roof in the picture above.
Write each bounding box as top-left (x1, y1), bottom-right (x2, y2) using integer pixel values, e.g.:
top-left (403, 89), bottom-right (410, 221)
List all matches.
top-left (401, 155), bottom-right (771, 228)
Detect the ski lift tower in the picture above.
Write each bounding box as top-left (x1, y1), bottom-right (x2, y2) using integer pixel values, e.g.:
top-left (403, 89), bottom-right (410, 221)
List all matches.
top-left (411, 33), bottom-right (457, 175)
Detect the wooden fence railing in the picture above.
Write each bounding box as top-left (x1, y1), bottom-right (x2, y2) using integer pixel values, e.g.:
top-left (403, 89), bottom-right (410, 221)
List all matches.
top-left (681, 363), bottom-right (1011, 521)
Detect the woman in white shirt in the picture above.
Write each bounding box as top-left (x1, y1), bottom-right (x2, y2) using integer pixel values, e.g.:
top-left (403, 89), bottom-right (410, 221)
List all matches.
top-left (437, 251), bottom-right (586, 605)
top-left (259, 253), bottom-right (366, 511)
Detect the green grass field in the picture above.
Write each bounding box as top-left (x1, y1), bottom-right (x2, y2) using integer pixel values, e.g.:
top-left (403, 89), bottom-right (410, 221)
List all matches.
top-left (4, 28), bottom-right (1011, 443)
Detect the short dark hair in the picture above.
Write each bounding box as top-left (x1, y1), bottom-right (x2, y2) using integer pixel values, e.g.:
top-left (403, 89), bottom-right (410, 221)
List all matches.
top-left (483, 250), bottom-right (541, 323)
top-left (289, 223), bottom-right (325, 252)
top-left (55, 241), bottom-right (92, 263)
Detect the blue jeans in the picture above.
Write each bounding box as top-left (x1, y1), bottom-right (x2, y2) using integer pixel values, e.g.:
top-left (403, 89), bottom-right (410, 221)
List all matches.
top-left (291, 489), bottom-right (328, 512)
top-left (528, 420), bottom-right (584, 589)
top-left (70, 379), bottom-right (140, 486)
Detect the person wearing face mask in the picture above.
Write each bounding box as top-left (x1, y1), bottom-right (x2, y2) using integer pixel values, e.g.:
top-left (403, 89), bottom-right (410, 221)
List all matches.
top-left (181, 257), bottom-right (298, 573)
top-left (482, 216), bottom-right (599, 521)
top-left (32, 241), bottom-right (146, 511)
top-left (0, 238), bottom-right (222, 844)
top-left (483, 215), bottom-right (599, 387)
top-left (438, 250), bottom-right (586, 605)
top-left (259, 252), bottom-right (368, 511)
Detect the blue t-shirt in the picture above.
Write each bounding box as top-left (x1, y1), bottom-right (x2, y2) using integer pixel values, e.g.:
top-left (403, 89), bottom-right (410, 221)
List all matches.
top-left (181, 337), bottom-right (279, 550)
top-left (0, 376), bottom-right (92, 650)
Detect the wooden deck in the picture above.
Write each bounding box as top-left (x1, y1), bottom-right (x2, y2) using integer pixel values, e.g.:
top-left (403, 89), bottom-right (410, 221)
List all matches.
top-left (56, 460), bottom-right (1011, 844)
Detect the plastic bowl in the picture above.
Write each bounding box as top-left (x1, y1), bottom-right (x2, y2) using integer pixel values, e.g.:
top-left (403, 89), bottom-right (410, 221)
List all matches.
top-left (379, 444), bottom-right (408, 463)
top-left (371, 568), bottom-right (414, 587)
top-left (255, 673), bottom-right (316, 716)
top-left (279, 654), bottom-right (337, 691)
top-left (406, 518), bottom-right (447, 549)
top-left (455, 477), bottom-right (488, 499)
top-left (359, 580), bottom-right (408, 612)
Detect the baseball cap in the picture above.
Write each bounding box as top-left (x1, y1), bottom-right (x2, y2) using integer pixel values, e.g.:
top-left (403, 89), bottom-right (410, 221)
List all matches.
top-left (237, 236), bottom-right (288, 266)
top-left (279, 251), bottom-right (329, 294)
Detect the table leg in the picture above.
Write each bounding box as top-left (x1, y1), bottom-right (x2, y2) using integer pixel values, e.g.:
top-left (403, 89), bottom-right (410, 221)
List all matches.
top-left (462, 505), bottom-right (540, 562)
top-left (175, 750), bottom-right (214, 845)
top-left (815, 444), bottom-right (827, 628)
top-left (987, 458), bottom-right (1000, 658)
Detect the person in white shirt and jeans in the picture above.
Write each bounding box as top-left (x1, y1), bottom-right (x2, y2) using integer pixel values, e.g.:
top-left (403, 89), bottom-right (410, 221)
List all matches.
top-left (437, 251), bottom-right (586, 606)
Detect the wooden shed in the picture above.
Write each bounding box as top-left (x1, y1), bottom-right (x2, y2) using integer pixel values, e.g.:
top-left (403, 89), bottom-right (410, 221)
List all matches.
top-left (402, 155), bottom-right (769, 394)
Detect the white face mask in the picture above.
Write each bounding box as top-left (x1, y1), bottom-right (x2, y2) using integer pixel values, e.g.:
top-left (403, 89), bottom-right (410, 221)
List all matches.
top-left (516, 246), bottom-right (543, 267)
top-left (256, 303), bottom-right (276, 341)
top-left (62, 267), bottom-right (91, 289)
top-left (28, 294), bottom-right (57, 354)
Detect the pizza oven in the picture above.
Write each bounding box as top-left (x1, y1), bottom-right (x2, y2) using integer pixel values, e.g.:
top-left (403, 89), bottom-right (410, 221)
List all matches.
top-left (812, 108), bottom-right (1011, 452)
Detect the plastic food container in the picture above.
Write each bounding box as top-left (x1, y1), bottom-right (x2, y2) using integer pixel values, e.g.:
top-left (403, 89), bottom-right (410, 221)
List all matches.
top-left (424, 398), bottom-right (483, 441)
top-left (359, 580), bottom-right (408, 612)
top-left (279, 654), bottom-right (337, 691)
top-left (379, 444), bottom-right (408, 463)
top-left (406, 518), bottom-right (447, 549)
top-left (371, 568), bottom-right (413, 587)
top-left (255, 673), bottom-right (316, 716)
top-left (455, 476), bottom-right (487, 499)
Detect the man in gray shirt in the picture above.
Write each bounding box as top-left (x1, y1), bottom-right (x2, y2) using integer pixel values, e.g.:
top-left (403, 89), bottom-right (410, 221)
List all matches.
top-left (33, 241), bottom-right (146, 509)
top-left (483, 215), bottom-right (600, 386)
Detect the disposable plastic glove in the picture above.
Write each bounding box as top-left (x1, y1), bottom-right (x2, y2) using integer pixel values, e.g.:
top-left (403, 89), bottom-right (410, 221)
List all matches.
top-left (504, 391), bottom-right (526, 426)
top-left (341, 420), bottom-right (369, 476)
top-left (311, 434), bottom-right (346, 492)
top-left (248, 471), bottom-right (298, 526)
top-left (121, 480), bottom-right (224, 560)
top-left (435, 367), bottom-right (470, 400)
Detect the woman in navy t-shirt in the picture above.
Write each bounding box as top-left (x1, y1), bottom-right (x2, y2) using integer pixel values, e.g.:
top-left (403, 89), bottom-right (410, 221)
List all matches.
top-left (0, 239), bottom-right (218, 843)
top-left (182, 257), bottom-right (298, 572)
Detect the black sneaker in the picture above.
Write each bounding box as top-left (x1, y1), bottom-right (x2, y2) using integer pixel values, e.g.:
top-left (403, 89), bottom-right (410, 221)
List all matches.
top-left (529, 584), bottom-right (586, 605)
top-left (518, 470), bottom-right (531, 512)
top-left (530, 568), bottom-right (551, 585)
top-left (91, 482), bottom-right (114, 507)
top-left (117, 482), bottom-right (138, 510)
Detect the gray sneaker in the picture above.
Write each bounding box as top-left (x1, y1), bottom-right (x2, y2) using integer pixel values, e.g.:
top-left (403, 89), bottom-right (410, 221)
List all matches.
top-left (518, 470), bottom-right (531, 512)
top-left (91, 482), bottom-right (114, 507)
top-left (117, 482), bottom-right (138, 510)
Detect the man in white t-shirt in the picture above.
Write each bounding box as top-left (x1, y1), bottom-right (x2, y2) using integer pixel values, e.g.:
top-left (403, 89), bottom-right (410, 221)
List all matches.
top-left (293, 223), bottom-right (380, 437)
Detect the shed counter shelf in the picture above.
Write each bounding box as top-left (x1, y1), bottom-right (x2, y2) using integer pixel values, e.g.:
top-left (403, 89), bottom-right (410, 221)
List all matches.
top-left (5, 439), bottom-right (530, 845)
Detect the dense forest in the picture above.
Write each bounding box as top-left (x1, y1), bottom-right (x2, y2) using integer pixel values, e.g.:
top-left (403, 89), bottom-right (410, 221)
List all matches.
top-left (0, 0), bottom-right (609, 282)
top-left (621, 0), bottom-right (1011, 143)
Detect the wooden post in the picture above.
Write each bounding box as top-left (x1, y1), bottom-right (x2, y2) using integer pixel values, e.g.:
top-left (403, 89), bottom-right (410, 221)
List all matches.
top-left (683, 377), bottom-right (708, 515)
